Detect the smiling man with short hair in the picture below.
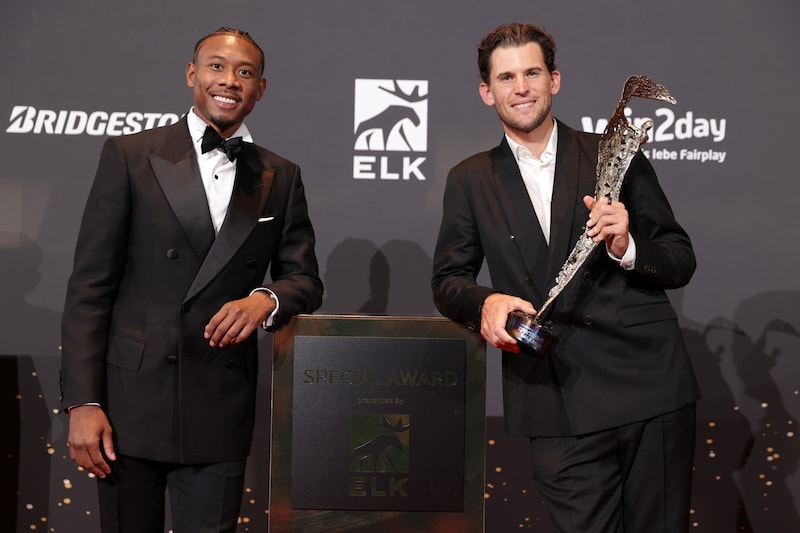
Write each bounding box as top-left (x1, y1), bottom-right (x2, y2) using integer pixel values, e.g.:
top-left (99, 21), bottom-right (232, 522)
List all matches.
top-left (61, 27), bottom-right (323, 532)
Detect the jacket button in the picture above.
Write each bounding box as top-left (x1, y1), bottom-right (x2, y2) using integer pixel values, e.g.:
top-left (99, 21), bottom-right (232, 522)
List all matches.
top-left (584, 315), bottom-right (593, 326)
top-left (224, 360), bottom-right (236, 369)
top-left (166, 249), bottom-right (178, 260)
top-left (524, 275), bottom-right (533, 285)
top-left (583, 271), bottom-right (593, 281)
top-left (166, 355), bottom-right (178, 364)
top-left (180, 303), bottom-right (191, 313)
top-left (246, 259), bottom-right (258, 269)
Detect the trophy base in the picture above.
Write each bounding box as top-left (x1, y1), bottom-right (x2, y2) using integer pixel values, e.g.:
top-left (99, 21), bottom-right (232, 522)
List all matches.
top-left (506, 311), bottom-right (554, 355)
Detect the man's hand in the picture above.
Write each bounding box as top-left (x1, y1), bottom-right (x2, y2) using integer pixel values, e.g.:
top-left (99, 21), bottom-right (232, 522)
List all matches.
top-left (67, 405), bottom-right (115, 478)
top-left (584, 195), bottom-right (630, 258)
top-left (204, 291), bottom-right (276, 348)
top-left (480, 293), bottom-right (537, 353)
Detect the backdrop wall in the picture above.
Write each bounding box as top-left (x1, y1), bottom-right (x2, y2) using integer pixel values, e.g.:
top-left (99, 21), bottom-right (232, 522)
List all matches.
top-left (2, 1), bottom-right (798, 531)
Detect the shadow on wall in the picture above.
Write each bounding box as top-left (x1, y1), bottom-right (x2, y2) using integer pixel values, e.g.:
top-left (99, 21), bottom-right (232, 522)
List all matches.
top-left (319, 237), bottom-right (437, 317)
top-left (676, 288), bottom-right (800, 531)
top-left (0, 232), bottom-right (68, 531)
top-left (0, 232), bottom-right (62, 356)
top-left (732, 291), bottom-right (800, 532)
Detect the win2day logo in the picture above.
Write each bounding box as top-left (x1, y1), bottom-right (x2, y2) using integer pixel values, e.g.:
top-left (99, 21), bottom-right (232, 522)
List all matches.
top-left (353, 79), bottom-right (428, 181)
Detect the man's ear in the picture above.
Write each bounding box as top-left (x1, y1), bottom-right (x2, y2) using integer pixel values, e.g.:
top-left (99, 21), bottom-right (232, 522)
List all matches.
top-left (186, 63), bottom-right (196, 88)
top-left (550, 69), bottom-right (561, 96)
top-left (256, 78), bottom-right (266, 101)
top-left (479, 82), bottom-right (495, 107)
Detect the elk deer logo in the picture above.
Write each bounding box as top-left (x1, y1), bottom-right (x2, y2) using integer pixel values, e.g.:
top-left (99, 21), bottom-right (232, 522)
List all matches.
top-left (354, 79), bottom-right (428, 152)
top-left (349, 414), bottom-right (410, 473)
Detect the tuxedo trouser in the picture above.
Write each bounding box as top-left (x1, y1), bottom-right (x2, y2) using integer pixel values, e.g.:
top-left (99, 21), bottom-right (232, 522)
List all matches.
top-left (97, 454), bottom-right (246, 533)
top-left (529, 404), bottom-right (696, 533)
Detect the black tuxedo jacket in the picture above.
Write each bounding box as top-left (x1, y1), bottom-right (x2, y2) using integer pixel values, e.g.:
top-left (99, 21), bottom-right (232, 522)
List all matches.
top-left (61, 117), bottom-right (323, 463)
top-left (432, 120), bottom-right (699, 437)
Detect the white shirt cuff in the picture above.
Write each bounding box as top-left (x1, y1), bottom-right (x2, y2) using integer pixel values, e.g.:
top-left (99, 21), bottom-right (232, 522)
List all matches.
top-left (250, 287), bottom-right (280, 328)
top-left (66, 402), bottom-right (101, 414)
top-left (608, 233), bottom-right (636, 270)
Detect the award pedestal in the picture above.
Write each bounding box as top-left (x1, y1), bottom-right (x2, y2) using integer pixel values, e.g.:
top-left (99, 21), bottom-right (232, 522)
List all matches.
top-left (269, 315), bottom-right (486, 532)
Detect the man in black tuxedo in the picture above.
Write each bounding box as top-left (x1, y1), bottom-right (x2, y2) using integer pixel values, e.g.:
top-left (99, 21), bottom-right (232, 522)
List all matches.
top-left (432, 23), bottom-right (699, 532)
top-left (60, 27), bottom-right (323, 532)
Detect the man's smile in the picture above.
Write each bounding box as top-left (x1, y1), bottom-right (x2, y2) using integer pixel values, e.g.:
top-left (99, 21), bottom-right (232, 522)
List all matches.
top-left (512, 100), bottom-right (535, 110)
top-left (213, 95), bottom-right (239, 105)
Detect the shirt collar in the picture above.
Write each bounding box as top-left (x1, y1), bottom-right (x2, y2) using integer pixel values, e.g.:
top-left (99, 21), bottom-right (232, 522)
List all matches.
top-left (506, 119), bottom-right (558, 164)
top-left (187, 107), bottom-right (253, 145)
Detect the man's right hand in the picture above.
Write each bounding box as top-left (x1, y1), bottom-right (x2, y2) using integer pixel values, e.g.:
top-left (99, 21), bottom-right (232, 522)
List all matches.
top-left (67, 405), bottom-right (116, 478)
top-left (480, 293), bottom-right (537, 353)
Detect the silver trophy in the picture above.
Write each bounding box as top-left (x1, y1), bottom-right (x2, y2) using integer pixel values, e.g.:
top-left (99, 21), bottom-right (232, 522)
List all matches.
top-left (507, 75), bottom-right (677, 354)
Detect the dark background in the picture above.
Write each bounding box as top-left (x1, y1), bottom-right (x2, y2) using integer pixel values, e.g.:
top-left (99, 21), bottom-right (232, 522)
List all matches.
top-left (2, 1), bottom-right (798, 530)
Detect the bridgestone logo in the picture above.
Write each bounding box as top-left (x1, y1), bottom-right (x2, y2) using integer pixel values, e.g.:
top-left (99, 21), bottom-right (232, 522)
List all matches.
top-left (5, 106), bottom-right (179, 136)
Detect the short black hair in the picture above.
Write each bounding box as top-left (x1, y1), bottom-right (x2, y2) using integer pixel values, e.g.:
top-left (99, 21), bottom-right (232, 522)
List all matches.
top-left (193, 27), bottom-right (265, 76)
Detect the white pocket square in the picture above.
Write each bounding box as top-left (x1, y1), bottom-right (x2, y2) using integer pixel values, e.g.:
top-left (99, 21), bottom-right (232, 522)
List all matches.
top-left (258, 216), bottom-right (275, 223)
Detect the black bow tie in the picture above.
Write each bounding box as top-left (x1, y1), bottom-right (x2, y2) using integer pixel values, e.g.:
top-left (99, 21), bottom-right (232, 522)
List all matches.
top-left (201, 125), bottom-right (244, 162)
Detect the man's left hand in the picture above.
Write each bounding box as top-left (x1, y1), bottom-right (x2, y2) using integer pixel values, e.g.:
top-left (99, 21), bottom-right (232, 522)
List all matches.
top-left (204, 292), bottom-right (275, 348)
top-left (584, 195), bottom-right (629, 258)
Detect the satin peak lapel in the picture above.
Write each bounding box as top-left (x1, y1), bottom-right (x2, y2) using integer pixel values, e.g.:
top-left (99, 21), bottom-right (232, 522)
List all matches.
top-left (490, 141), bottom-right (550, 299)
top-left (184, 154), bottom-right (275, 302)
top-left (149, 150), bottom-right (215, 262)
top-left (545, 124), bottom-right (596, 288)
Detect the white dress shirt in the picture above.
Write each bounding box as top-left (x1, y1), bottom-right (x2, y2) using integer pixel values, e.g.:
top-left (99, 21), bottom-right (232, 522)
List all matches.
top-left (506, 125), bottom-right (557, 244)
top-left (187, 108), bottom-right (254, 234)
top-left (506, 121), bottom-right (636, 268)
top-left (187, 108), bottom-right (280, 327)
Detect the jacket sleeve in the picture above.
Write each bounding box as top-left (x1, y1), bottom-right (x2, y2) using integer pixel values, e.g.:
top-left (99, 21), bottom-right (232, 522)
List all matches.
top-left (262, 165), bottom-right (323, 330)
top-left (622, 151), bottom-right (696, 289)
top-left (431, 165), bottom-right (496, 331)
top-left (60, 137), bottom-right (131, 409)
